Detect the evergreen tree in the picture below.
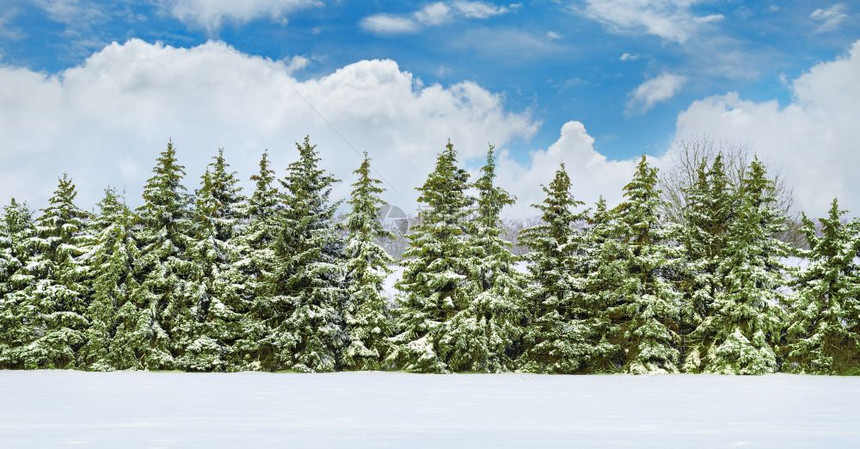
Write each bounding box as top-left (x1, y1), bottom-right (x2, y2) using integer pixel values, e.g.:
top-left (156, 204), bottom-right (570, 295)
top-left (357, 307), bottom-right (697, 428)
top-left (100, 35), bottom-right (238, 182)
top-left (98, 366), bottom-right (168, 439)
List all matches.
top-left (0, 199), bottom-right (34, 368)
top-left (388, 141), bottom-right (474, 373)
top-left (696, 158), bottom-right (786, 374)
top-left (677, 155), bottom-right (736, 372)
top-left (517, 163), bottom-right (603, 373)
top-left (342, 152), bottom-right (395, 371)
top-left (785, 199), bottom-right (860, 374)
top-left (233, 150), bottom-right (281, 370)
top-left (603, 156), bottom-right (681, 374)
top-left (79, 189), bottom-right (144, 370)
top-left (579, 196), bottom-right (622, 373)
top-left (442, 146), bottom-right (524, 372)
top-left (180, 150), bottom-right (247, 371)
top-left (264, 136), bottom-right (347, 372)
top-left (18, 174), bottom-right (92, 369)
top-left (133, 141), bottom-right (195, 369)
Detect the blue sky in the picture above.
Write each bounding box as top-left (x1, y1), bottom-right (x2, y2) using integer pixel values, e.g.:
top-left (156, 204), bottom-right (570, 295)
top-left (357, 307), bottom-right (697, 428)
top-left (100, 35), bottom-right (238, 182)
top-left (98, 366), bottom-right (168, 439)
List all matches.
top-left (0, 1), bottom-right (859, 216)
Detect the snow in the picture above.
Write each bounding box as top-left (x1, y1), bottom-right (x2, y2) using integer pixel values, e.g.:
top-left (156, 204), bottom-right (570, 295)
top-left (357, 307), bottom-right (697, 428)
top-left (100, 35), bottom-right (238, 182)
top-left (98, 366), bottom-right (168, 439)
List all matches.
top-left (1, 371), bottom-right (858, 448)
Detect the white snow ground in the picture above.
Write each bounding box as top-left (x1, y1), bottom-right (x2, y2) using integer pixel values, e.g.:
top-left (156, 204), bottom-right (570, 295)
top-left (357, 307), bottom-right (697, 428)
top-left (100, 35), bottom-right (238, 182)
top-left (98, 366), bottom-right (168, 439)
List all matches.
top-left (1, 371), bottom-right (858, 448)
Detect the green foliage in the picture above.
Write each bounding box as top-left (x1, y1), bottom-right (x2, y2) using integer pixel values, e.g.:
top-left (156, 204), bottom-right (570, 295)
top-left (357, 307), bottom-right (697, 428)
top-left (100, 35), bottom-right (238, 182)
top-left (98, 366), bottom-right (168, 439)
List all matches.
top-left (133, 141), bottom-right (195, 369)
top-left (695, 158), bottom-right (787, 374)
top-left (389, 141), bottom-right (474, 373)
top-left (442, 146), bottom-right (524, 373)
top-left (79, 189), bottom-right (144, 371)
top-left (601, 156), bottom-right (681, 374)
top-left (258, 136), bottom-right (347, 373)
top-left (342, 152), bottom-right (395, 371)
top-left (179, 149), bottom-right (247, 372)
top-left (785, 199), bottom-right (860, 374)
top-left (17, 174), bottom-right (92, 369)
top-left (0, 199), bottom-right (35, 368)
top-left (518, 163), bottom-right (611, 373)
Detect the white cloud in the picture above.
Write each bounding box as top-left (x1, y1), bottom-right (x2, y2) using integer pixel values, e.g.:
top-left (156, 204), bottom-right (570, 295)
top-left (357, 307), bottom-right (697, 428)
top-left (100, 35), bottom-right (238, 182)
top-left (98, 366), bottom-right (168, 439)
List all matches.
top-left (546, 31), bottom-right (562, 40)
top-left (620, 52), bottom-right (640, 61)
top-left (0, 8), bottom-right (24, 40)
top-left (452, 1), bottom-right (514, 19)
top-left (359, 15), bottom-right (420, 34)
top-left (0, 39), bottom-right (538, 214)
top-left (361, 1), bottom-right (515, 35)
top-left (627, 73), bottom-right (686, 114)
top-left (496, 121), bottom-right (638, 217)
top-left (414, 2), bottom-right (452, 25)
top-left (672, 40), bottom-right (860, 216)
top-left (162, 0), bottom-right (321, 32)
top-left (810, 4), bottom-right (849, 32)
top-left (581, 0), bottom-right (723, 44)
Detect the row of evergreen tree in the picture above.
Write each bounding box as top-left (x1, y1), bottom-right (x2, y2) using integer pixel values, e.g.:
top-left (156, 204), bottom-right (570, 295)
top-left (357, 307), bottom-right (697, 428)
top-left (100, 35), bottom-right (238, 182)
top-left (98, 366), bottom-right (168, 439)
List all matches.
top-left (1, 137), bottom-right (858, 374)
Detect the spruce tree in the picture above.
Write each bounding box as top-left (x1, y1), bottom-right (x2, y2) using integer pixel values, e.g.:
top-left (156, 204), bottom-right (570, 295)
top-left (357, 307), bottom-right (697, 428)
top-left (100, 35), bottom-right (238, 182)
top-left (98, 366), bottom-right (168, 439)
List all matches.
top-left (580, 196), bottom-right (621, 373)
top-left (442, 146), bottom-right (524, 372)
top-left (265, 136), bottom-right (347, 372)
top-left (678, 155), bottom-right (735, 372)
top-left (604, 156), bottom-right (681, 374)
top-left (179, 150), bottom-right (246, 371)
top-left (520, 165), bottom-right (615, 373)
top-left (79, 189), bottom-right (144, 370)
top-left (388, 141), bottom-right (474, 373)
top-left (785, 199), bottom-right (860, 374)
top-left (342, 152), bottom-right (395, 371)
top-left (697, 158), bottom-right (786, 374)
top-left (18, 174), bottom-right (92, 369)
top-left (233, 150), bottom-right (281, 370)
top-left (0, 199), bottom-right (34, 368)
top-left (133, 141), bottom-right (195, 369)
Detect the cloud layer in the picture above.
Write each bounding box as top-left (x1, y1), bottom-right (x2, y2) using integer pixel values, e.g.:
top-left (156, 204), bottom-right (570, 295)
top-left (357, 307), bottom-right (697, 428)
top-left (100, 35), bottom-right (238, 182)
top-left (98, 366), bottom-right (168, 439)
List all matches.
top-left (581, 0), bottom-right (723, 44)
top-left (1, 38), bottom-right (858, 221)
top-left (361, 1), bottom-right (515, 35)
top-left (672, 40), bottom-right (860, 216)
top-left (0, 39), bottom-right (539, 214)
top-left (162, 0), bottom-right (321, 31)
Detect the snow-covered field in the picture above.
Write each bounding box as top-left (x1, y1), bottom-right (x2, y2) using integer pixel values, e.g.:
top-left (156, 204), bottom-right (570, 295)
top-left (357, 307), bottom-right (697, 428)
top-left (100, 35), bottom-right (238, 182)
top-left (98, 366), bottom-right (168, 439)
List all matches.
top-left (1, 371), bottom-right (858, 448)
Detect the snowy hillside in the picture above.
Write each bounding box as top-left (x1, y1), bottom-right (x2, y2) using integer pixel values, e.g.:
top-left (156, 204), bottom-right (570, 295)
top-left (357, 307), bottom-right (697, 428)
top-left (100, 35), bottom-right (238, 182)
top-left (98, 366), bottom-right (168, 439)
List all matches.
top-left (2, 371), bottom-right (858, 448)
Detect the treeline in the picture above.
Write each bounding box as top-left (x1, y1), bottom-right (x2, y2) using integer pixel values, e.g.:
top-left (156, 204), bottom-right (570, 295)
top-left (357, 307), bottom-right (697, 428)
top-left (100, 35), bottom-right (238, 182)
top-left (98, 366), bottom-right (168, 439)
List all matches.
top-left (1, 137), bottom-right (859, 374)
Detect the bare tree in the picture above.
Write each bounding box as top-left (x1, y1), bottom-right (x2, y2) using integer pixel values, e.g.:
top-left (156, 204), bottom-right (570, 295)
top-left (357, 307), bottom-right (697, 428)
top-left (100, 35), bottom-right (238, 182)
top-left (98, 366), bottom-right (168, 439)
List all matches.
top-left (660, 135), bottom-right (802, 246)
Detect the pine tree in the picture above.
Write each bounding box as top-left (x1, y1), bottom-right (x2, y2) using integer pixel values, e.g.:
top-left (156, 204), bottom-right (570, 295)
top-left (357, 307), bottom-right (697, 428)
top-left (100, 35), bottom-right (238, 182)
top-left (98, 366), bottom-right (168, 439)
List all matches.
top-left (604, 156), bottom-right (681, 374)
top-left (519, 164), bottom-right (611, 373)
top-left (342, 152), bottom-right (395, 371)
top-left (179, 150), bottom-right (247, 372)
top-left (697, 158), bottom-right (786, 374)
top-left (264, 136), bottom-right (347, 372)
top-left (0, 199), bottom-right (34, 368)
top-left (678, 155), bottom-right (736, 372)
top-left (442, 146), bottom-right (525, 372)
top-left (133, 141), bottom-right (195, 369)
top-left (79, 189), bottom-right (144, 371)
top-left (388, 141), bottom-right (474, 373)
top-left (18, 174), bottom-right (92, 369)
top-left (785, 199), bottom-right (860, 374)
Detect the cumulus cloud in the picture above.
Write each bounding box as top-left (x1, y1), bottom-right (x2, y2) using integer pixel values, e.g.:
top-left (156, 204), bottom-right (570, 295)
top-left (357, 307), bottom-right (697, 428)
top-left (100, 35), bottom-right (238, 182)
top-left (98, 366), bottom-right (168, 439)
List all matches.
top-left (810, 4), bottom-right (849, 32)
top-left (0, 39), bottom-right (538, 214)
top-left (672, 40), bottom-right (860, 216)
top-left (162, 0), bottom-right (321, 32)
top-left (496, 121), bottom-right (638, 218)
top-left (361, 1), bottom-right (515, 35)
top-left (627, 73), bottom-right (686, 114)
top-left (581, 0), bottom-right (723, 44)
